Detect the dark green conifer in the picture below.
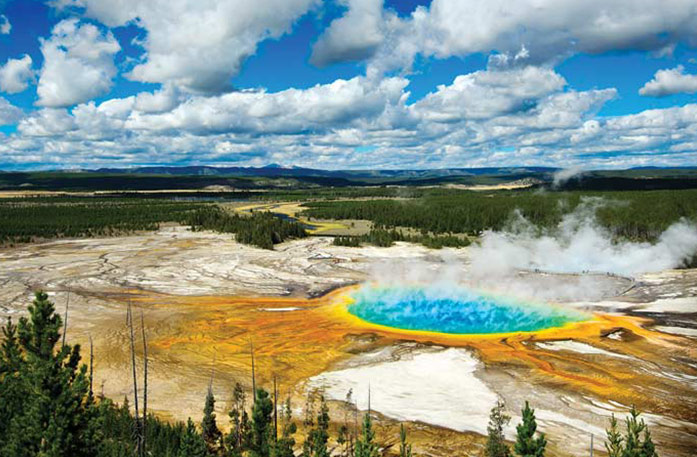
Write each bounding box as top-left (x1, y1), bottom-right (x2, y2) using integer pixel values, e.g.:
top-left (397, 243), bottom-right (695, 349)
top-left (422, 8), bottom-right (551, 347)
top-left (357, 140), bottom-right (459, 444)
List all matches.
top-left (341, 389), bottom-right (356, 457)
top-left (0, 293), bottom-right (202, 457)
top-left (306, 394), bottom-right (330, 457)
top-left (250, 388), bottom-right (274, 457)
top-left (622, 406), bottom-right (658, 457)
top-left (302, 391), bottom-right (317, 457)
top-left (640, 426), bottom-right (658, 457)
top-left (226, 382), bottom-right (249, 456)
top-left (354, 412), bottom-right (379, 457)
top-left (272, 398), bottom-right (297, 457)
top-left (623, 407), bottom-right (643, 457)
top-left (486, 400), bottom-right (511, 457)
top-left (337, 425), bottom-right (349, 457)
top-left (514, 401), bottom-right (546, 457)
top-left (605, 414), bottom-right (623, 457)
top-left (604, 407), bottom-right (658, 457)
top-left (399, 424), bottom-right (412, 457)
top-left (0, 317), bottom-right (24, 440)
top-left (2, 291), bottom-right (91, 457)
top-left (201, 387), bottom-right (223, 454)
top-left (179, 418), bottom-right (209, 457)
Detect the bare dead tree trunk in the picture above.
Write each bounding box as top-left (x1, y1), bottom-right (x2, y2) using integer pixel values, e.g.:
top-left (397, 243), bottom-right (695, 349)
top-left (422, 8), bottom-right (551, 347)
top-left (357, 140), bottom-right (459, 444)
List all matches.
top-left (273, 375), bottom-right (278, 443)
top-left (61, 289), bottom-right (70, 348)
top-left (590, 433), bottom-right (594, 457)
top-left (141, 311), bottom-right (148, 457)
top-left (89, 335), bottom-right (94, 400)
top-left (353, 395), bottom-right (358, 451)
top-left (250, 338), bottom-right (256, 404)
top-left (127, 301), bottom-right (142, 457)
top-left (209, 350), bottom-right (216, 391)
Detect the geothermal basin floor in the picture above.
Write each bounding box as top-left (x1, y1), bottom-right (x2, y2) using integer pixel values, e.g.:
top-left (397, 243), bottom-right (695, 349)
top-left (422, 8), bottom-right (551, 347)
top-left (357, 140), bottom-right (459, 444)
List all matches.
top-left (0, 227), bottom-right (696, 456)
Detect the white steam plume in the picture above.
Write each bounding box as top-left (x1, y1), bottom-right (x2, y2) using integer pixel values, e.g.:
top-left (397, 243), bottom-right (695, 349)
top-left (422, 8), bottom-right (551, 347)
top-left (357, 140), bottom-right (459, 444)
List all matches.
top-left (364, 198), bottom-right (697, 302)
top-left (468, 199), bottom-right (697, 277)
top-left (552, 166), bottom-right (585, 188)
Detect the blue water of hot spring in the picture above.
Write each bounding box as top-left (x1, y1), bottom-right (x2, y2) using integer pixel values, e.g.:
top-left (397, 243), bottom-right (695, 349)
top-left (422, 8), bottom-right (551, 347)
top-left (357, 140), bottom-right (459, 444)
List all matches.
top-left (347, 284), bottom-right (588, 335)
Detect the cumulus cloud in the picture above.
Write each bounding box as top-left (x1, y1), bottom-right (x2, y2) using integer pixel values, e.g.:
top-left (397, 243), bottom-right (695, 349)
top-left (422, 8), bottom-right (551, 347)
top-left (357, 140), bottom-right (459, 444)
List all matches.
top-left (0, 14), bottom-right (10, 34)
top-left (124, 75), bottom-right (409, 134)
top-left (46, 0), bottom-right (697, 92)
top-left (311, 0), bottom-right (384, 67)
top-left (23, 1), bottom-right (693, 170)
top-left (404, 66), bottom-right (617, 164)
top-left (18, 108), bottom-right (76, 136)
top-left (515, 88), bottom-right (616, 129)
top-left (0, 97), bottom-right (22, 125)
top-left (133, 85), bottom-right (182, 113)
top-left (4, 59), bottom-right (697, 170)
top-left (12, 75), bottom-right (412, 166)
top-left (423, 0), bottom-right (697, 61)
top-left (603, 103), bottom-right (697, 139)
top-left (639, 65), bottom-right (697, 97)
top-left (37, 19), bottom-right (120, 107)
top-left (412, 66), bottom-right (566, 121)
top-left (0, 55), bottom-right (35, 94)
top-left (325, 0), bottom-right (697, 74)
top-left (54, 0), bottom-right (318, 93)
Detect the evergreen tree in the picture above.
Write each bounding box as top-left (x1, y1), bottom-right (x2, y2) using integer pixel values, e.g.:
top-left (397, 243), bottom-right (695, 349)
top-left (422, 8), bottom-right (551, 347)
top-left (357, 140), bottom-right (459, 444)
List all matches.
top-left (304, 394), bottom-right (330, 457)
top-left (0, 293), bottom-right (199, 457)
top-left (604, 407), bottom-right (658, 457)
top-left (486, 401), bottom-right (511, 457)
top-left (640, 426), bottom-right (657, 457)
top-left (201, 387), bottom-right (223, 455)
top-left (250, 388), bottom-right (274, 457)
top-left (621, 407), bottom-right (658, 457)
top-left (337, 425), bottom-right (348, 456)
top-left (302, 391), bottom-right (318, 457)
top-left (354, 412), bottom-right (379, 457)
top-left (226, 382), bottom-right (249, 456)
top-left (399, 424), bottom-right (412, 457)
top-left (623, 407), bottom-right (643, 457)
top-left (179, 418), bottom-right (209, 457)
top-left (605, 414), bottom-right (624, 457)
top-left (272, 398), bottom-right (297, 457)
top-left (513, 401), bottom-right (546, 457)
top-left (2, 291), bottom-right (91, 457)
top-left (342, 389), bottom-right (356, 457)
top-left (81, 398), bottom-right (106, 456)
top-left (0, 317), bottom-right (24, 441)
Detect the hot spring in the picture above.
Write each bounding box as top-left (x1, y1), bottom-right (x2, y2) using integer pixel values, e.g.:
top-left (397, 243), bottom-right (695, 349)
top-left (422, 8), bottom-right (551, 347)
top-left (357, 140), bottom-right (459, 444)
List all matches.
top-left (346, 284), bottom-right (589, 335)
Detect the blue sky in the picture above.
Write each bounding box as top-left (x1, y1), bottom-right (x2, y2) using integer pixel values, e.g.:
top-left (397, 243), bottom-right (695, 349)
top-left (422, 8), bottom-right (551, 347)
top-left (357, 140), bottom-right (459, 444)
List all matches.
top-left (0, 0), bottom-right (696, 170)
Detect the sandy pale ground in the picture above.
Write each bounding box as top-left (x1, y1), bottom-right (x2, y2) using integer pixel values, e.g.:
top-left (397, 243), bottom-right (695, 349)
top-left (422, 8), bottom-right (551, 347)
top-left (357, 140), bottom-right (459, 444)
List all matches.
top-left (1, 226), bottom-right (696, 456)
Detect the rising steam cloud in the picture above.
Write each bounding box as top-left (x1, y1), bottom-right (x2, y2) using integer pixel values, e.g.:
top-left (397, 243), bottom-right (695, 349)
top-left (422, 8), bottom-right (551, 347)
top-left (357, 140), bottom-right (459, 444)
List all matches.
top-left (468, 199), bottom-right (697, 277)
top-left (552, 166), bottom-right (585, 188)
top-left (366, 198), bottom-right (697, 302)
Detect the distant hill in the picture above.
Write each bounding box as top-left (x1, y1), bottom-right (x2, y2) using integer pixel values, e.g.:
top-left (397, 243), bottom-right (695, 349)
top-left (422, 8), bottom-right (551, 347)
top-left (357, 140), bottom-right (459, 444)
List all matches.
top-left (93, 164), bottom-right (560, 179)
top-left (2, 165), bottom-right (697, 192)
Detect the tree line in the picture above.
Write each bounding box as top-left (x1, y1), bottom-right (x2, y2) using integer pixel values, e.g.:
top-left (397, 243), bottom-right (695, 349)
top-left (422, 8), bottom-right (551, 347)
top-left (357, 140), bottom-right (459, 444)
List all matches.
top-left (0, 198), bottom-right (203, 246)
top-left (1, 293), bottom-right (659, 456)
top-left (302, 189), bottom-right (697, 243)
top-left (333, 229), bottom-right (470, 249)
top-left (186, 207), bottom-right (307, 250)
top-left (4, 188), bottom-right (696, 250)
top-left (0, 198), bottom-right (308, 251)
